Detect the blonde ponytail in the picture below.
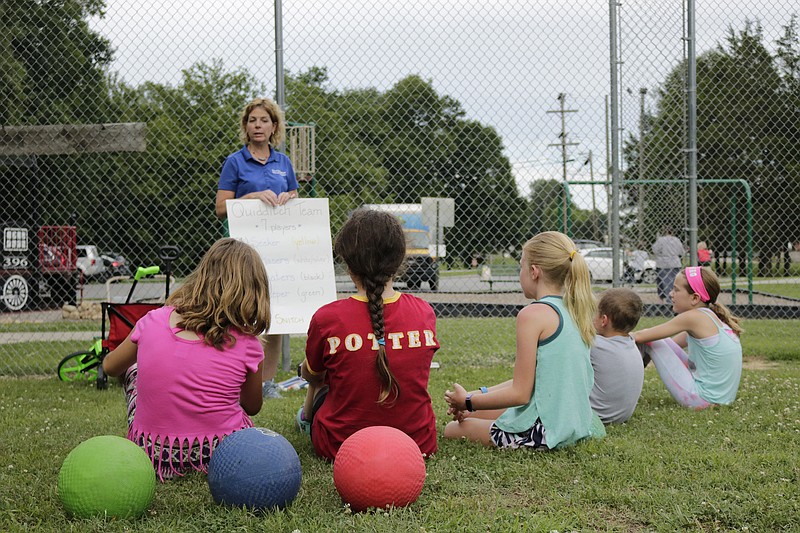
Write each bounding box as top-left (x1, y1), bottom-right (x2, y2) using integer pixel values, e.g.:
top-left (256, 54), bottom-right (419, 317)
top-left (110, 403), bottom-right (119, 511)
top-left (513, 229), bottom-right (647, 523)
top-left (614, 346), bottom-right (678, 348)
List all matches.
top-left (709, 302), bottom-right (744, 336)
top-left (522, 231), bottom-right (597, 346)
top-left (694, 267), bottom-right (744, 336)
top-left (564, 250), bottom-right (598, 345)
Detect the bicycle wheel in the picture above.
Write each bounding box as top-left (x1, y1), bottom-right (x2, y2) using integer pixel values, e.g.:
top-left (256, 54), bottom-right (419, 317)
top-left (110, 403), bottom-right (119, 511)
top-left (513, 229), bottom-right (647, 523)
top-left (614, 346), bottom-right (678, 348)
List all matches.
top-left (57, 350), bottom-right (101, 382)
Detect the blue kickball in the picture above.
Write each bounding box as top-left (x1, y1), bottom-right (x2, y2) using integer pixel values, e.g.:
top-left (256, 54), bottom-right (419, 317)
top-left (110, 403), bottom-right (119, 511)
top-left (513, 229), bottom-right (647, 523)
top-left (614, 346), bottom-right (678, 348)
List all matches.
top-left (207, 427), bottom-right (302, 511)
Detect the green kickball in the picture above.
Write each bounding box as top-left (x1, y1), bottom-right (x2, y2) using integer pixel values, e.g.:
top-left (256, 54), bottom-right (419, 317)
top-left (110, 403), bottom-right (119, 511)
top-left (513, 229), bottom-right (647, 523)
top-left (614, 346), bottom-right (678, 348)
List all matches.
top-left (58, 435), bottom-right (156, 519)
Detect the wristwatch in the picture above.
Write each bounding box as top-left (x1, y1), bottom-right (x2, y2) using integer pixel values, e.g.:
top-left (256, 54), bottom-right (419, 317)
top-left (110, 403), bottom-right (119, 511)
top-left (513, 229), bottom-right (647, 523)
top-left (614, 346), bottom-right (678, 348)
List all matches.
top-left (465, 394), bottom-right (475, 412)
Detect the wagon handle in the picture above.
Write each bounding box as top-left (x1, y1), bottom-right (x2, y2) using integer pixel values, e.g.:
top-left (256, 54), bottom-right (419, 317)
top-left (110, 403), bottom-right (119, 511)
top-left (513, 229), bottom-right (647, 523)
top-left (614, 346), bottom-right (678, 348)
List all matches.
top-left (125, 266), bottom-right (160, 304)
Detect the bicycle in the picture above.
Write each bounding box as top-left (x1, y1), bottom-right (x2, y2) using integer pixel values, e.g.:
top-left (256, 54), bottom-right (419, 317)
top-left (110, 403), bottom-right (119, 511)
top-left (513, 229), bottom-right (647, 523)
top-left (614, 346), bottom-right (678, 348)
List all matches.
top-left (56, 265), bottom-right (162, 388)
top-left (56, 244), bottom-right (181, 388)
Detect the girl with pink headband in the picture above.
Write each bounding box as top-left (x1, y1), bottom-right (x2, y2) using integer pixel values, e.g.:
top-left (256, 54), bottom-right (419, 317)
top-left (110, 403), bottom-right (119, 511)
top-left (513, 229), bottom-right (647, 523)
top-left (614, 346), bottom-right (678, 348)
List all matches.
top-left (633, 266), bottom-right (743, 409)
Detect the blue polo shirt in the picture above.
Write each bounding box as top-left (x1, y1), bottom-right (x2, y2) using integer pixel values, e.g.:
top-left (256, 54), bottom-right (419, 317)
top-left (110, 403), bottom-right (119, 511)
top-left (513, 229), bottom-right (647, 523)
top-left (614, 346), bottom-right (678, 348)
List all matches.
top-left (218, 145), bottom-right (298, 199)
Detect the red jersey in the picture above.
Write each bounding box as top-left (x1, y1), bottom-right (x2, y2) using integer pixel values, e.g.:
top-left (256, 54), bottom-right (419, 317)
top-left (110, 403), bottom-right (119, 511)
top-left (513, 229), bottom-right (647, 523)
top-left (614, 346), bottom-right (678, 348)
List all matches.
top-left (305, 293), bottom-right (439, 461)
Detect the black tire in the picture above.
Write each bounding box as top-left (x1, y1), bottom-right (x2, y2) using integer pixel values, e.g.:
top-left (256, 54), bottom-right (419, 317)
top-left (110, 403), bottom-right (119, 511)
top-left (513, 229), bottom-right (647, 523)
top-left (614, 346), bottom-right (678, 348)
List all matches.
top-left (51, 274), bottom-right (77, 307)
top-left (405, 277), bottom-right (421, 290)
top-left (57, 350), bottom-right (101, 382)
top-left (96, 366), bottom-right (109, 389)
top-left (428, 274), bottom-right (439, 292)
top-left (2, 275), bottom-right (30, 312)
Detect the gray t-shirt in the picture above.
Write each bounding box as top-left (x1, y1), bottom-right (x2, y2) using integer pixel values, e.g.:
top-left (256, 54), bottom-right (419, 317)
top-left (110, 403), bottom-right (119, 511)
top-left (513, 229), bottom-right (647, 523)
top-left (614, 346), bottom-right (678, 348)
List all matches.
top-left (589, 334), bottom-right (644, 424)
top-left (652, 235), bottom-right (684, 268)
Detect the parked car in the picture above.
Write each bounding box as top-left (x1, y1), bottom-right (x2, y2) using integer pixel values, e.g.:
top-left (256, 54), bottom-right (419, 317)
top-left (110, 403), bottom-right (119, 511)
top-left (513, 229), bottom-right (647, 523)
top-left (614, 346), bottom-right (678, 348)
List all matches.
top-left (76, 245), bottom-right (106, 280)
top-left (573, 239), bottom-right (605, 250)
top-left (580, 247), bottom-right (656, 284)
top-left (101, 252), bottom-right (130, 278)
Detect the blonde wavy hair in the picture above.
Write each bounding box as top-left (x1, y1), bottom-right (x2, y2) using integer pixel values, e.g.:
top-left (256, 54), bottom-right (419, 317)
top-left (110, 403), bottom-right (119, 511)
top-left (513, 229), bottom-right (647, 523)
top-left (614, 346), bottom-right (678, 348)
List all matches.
top-left (166, 238), bottom-right (271, 350)
top-left (522, 231), bottom-right (597, 345)
top-left (238, 97), bottom-right (286, 147)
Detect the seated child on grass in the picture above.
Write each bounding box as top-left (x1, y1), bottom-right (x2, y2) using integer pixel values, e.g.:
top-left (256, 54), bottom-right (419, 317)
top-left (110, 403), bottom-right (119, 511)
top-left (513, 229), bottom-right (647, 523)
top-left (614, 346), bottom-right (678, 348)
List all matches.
top-left (589, 288), bottom-right (644, 424)
top-left (296, 209), bottom-right (439, 461)
top-left (102, 239), bottom-right (269, 481)
top-left (633, 267), bottom-right (743, 409)
top-left (443, 231), bottom-right (605, 450)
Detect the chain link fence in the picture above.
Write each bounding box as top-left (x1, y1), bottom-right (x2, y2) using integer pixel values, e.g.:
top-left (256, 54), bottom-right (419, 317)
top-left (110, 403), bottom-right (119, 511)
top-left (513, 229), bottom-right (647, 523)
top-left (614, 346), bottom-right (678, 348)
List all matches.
top-left (1, 0), bottom-right (798, 375)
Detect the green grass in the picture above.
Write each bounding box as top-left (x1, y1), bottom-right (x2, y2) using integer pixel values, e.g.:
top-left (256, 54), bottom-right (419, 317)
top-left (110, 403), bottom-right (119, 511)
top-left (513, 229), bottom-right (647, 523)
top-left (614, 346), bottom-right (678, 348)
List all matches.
top-left (748, 282), bottom-right (800, 300)
top-left (1, 362), bottom-right (799, 531)
top-left (0, 341), bottom-right (94, 377)
top-left (3, 316), bottom-right (798, 378)
top-left (0, 320), bottom-right (100, 333)
top-left (1, 317), bottom-right (799, 531)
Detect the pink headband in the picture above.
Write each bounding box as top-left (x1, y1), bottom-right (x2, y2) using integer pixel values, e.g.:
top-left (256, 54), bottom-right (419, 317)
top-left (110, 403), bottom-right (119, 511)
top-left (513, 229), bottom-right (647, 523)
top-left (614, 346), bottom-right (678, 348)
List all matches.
top-left (685, 267), bottom-right (711, 303)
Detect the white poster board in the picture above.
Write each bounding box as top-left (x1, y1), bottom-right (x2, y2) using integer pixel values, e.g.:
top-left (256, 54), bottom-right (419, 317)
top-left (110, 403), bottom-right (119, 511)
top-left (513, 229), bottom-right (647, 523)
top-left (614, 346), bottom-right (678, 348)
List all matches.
top-left (227, 198), bottom-right (337, 335)
top-left (421, 197), bottom-right (455, 258)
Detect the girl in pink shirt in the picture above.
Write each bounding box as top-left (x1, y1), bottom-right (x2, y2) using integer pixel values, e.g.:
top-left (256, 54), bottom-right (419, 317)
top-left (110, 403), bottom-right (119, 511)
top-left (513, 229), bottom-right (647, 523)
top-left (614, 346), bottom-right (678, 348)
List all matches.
top-left (103, 238), bottom-right (270, 481)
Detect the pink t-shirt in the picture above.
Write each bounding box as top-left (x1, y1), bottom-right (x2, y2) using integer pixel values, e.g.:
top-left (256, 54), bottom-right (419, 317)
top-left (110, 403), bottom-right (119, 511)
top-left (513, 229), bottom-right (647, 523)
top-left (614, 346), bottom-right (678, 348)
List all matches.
top-left (129, 306), bottom-right (263, 464)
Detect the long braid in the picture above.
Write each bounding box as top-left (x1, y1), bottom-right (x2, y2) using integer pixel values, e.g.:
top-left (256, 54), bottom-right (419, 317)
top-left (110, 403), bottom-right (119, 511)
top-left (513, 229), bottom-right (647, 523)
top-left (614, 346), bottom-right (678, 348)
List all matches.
top-left (363, 274), bottom-right (399, 404)
top-left (334, 209), bottom-right (406, 405)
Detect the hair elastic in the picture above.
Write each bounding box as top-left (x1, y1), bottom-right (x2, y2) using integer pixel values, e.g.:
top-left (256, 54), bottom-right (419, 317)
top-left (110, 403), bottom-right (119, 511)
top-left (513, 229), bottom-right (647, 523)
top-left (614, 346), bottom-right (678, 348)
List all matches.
top-left (377, 338), bottom-right (386, 346)
top-left (685, 267), bottom-right (711, 303)
top-left (569, 250), bottom-right (577, 261)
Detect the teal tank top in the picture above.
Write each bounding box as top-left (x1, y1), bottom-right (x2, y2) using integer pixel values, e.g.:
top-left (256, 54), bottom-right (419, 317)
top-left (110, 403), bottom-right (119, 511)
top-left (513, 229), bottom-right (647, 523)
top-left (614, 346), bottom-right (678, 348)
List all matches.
top-left (687, 308), bottom-right (742, 405)
top-left (495, 296), bottom-right (605, 448)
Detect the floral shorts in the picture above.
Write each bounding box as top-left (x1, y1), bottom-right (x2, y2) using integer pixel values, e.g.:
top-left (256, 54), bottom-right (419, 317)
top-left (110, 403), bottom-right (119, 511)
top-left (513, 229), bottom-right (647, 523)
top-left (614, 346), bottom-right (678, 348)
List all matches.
top-left (489, 418), bottom-right (548, 450)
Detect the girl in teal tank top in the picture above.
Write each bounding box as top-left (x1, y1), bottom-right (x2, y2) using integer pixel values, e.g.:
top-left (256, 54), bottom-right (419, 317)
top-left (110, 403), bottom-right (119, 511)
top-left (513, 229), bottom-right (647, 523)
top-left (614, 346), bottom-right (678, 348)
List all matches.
top-left (634, 267), bottom-right (743, 408)
top-left (443, 232), bottom-right (606, 449)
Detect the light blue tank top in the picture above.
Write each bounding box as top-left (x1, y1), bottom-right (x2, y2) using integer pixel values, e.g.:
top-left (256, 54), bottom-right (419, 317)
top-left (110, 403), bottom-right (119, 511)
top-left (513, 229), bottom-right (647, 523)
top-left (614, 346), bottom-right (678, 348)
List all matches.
top-left (495, 296), bottom-right (605, 448)
top-left (687, 308), bottom-right (742, 405)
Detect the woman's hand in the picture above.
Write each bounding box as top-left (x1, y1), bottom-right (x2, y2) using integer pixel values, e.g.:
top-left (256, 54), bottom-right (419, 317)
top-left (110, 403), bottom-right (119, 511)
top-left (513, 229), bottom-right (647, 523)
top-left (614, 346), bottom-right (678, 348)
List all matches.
top-left (249, 190), bottom-right (296, 206)
top-left (250, 189), bottom-right (280, 206)
top-left (444, 383), bottom-right (468, 412)
top-left (275, 191), bottom-right (294, 205)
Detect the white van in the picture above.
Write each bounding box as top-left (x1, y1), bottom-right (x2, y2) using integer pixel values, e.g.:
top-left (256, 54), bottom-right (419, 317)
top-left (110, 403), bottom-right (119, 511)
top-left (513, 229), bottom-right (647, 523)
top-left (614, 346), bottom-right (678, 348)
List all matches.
top-left (76, 245), bottom-right (106, 279)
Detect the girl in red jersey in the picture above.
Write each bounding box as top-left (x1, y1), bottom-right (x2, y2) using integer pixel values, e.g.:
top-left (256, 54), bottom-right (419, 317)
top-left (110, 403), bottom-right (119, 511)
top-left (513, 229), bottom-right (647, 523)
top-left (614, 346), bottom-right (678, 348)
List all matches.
top-left (296, 209), bottom-right (439, 461)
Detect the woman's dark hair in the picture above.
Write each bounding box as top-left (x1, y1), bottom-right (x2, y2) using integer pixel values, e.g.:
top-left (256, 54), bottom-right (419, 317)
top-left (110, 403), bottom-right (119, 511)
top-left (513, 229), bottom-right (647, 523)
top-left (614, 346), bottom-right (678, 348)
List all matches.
top-left (334, 209), bottom-right (406, 404)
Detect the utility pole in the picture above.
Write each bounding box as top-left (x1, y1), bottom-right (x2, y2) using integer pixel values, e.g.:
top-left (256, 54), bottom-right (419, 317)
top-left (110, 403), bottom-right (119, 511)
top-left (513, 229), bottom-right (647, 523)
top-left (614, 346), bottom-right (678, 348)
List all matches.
top-left (547, 93), bottom-right (579, 233)
top-left (587, 150), bottom-right (600, 241)
top-left (605, 95), bottom-right (611, 244)
top-left (637, 87), bottom-right (647, 248)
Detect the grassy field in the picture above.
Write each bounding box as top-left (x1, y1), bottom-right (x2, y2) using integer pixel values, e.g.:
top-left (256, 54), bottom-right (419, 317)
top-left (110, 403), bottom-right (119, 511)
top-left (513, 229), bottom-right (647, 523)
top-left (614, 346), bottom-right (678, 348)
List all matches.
top-left (1, 316), bottom-right (799, 531)
top-left (748, 282), bottom-right (800, 300)
top-left (2, 317), bottom-right (798, 379)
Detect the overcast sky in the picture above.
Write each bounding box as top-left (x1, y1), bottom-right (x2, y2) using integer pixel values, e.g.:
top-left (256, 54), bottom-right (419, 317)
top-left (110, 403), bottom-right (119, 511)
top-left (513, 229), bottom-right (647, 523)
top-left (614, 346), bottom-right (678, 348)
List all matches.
top-left (89, 1), bottom-right (794, 208)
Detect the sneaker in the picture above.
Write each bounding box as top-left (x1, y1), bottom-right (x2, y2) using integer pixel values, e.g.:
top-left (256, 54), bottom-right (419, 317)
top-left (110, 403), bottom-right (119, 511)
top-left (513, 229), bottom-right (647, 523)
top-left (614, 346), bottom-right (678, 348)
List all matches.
top-left (296, 407), bottom-right (311, 436)
top-left (262, 379), bottom-right (282, 399)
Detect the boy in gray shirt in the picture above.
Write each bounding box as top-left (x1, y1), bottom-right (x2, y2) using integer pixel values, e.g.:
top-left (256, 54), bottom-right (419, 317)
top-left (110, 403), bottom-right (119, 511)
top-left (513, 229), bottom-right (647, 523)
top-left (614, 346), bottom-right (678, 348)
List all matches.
top-left (590, 288), bottom-right (644, 424)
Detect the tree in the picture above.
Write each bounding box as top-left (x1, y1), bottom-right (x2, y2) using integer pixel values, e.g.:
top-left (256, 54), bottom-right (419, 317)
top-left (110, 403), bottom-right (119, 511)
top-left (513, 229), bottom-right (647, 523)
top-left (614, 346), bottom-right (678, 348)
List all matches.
top-left (98, 60), bottom-right (266, 267)
top-left (285, 69), bottom-right (525, 264)
top-left (0, 0), bottom-right (114, 125)
top-left (623, 19), bottom-right (800, 274)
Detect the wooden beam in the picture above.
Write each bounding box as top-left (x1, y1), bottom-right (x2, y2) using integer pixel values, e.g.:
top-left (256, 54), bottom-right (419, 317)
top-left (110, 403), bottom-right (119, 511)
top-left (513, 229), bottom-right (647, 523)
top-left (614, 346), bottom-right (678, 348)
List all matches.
top-left (0, 123), bottom-right (146, 156)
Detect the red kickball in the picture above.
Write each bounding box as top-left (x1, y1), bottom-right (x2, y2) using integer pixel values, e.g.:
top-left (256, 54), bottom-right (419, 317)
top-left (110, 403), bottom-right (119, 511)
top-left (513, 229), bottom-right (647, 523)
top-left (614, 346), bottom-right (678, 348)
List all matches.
top-left (333, 426), bottom-right (426, 512)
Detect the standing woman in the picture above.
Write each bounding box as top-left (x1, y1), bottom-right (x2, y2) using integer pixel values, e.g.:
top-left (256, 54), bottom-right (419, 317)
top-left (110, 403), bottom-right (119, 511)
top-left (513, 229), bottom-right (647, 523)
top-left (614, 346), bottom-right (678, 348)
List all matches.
top-left (216, 98), bottom-right (299, 399)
